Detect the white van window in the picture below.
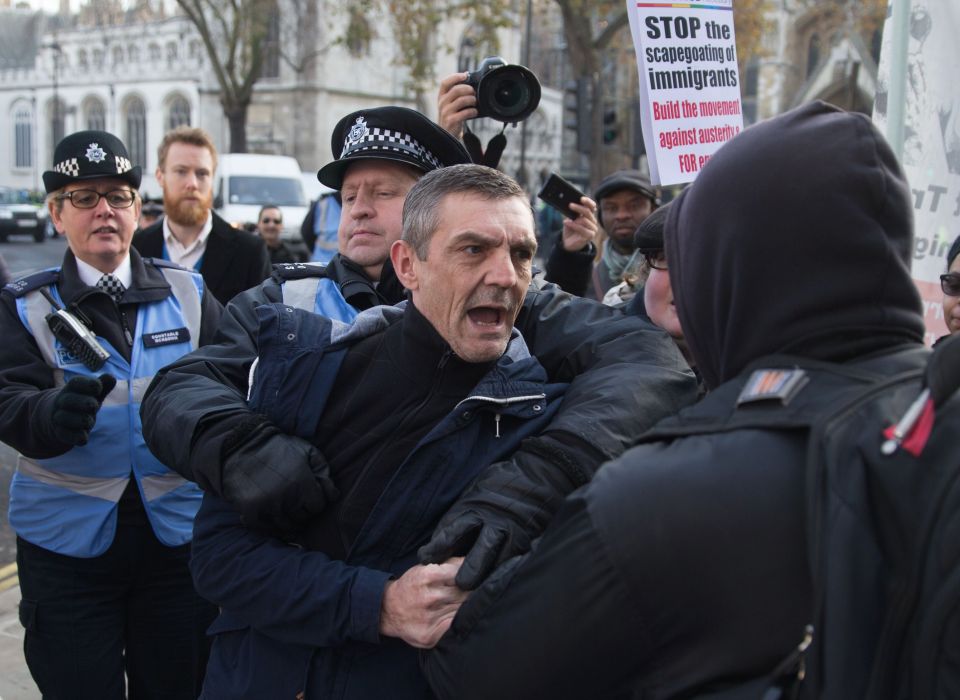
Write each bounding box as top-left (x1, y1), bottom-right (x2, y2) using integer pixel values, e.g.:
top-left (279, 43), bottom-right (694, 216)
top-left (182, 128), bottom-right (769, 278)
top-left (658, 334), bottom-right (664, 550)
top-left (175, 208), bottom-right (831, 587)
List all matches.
top-left (228, 176), bottom-right (306, 206)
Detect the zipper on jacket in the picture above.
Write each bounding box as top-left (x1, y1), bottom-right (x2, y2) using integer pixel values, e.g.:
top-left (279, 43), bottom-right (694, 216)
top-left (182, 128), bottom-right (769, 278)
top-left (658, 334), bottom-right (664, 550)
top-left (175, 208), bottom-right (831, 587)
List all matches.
top-left (494, 412), bottom-right (501, 438)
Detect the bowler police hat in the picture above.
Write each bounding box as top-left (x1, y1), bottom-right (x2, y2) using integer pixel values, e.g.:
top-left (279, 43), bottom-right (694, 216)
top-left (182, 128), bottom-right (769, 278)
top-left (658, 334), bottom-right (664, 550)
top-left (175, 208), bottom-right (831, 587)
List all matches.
top-left (43, 130), bottom-right (141, 194)
top-left (318, 106), bottom-right (472, 189)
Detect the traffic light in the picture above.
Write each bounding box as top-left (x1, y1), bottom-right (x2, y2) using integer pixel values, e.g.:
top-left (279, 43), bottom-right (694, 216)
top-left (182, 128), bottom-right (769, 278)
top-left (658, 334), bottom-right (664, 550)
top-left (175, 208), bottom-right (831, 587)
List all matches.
top-left (603, 107), bottom-right (618, 144)
top-left (564, 78), bottom-right (592, 154)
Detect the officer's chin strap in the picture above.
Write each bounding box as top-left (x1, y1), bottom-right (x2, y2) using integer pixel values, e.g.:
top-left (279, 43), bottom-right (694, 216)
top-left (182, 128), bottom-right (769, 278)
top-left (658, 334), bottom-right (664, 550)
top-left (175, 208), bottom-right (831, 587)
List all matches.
top-left (462, 122), bottom-right (508, 170)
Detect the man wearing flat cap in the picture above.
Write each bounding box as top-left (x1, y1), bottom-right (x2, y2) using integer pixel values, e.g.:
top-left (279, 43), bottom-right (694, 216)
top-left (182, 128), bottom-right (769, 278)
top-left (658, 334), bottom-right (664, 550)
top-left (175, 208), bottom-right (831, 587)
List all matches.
top-left (0, 130), bottom-right (222, 698)
top-left (546, 169), bottom-right (659, 300)
top-left (140, 107), bottom-right (695, 693)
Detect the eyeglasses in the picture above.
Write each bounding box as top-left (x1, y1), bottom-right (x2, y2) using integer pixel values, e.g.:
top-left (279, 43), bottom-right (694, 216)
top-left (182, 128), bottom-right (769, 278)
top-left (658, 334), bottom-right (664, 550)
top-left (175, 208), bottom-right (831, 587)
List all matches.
top-left (942, 272), bottom-right (960, 297)
top-left (260, 218), bottom-right (282, 225)
top-left (57, 189), bottom-right (137, 209)
top-left (642, 250), bottom-right (668, 271)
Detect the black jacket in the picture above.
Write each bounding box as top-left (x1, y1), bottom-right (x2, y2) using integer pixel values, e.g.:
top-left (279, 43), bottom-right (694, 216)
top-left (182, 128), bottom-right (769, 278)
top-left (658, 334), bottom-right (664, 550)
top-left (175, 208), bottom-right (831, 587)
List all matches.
top-left (133, 212), bottom-right (272, 306)
top-left (543, 241), bottom-right (599, 299)
top-left (0, 248), bottom-right (222, 460)
top-left (141, 253), bottom-right (697, 524)
top-left (424, 102), bottom-right (927, 699)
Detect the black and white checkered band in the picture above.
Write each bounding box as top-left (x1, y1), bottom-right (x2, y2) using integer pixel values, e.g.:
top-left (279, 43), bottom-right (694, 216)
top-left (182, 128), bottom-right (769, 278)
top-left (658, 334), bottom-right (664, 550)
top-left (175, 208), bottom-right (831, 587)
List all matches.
top-left (52, 155), bottom-right (133, 178)
top-left (340, 127), bottom-right (442, 171)
top-left (54, 158), bottom-right (80, 177)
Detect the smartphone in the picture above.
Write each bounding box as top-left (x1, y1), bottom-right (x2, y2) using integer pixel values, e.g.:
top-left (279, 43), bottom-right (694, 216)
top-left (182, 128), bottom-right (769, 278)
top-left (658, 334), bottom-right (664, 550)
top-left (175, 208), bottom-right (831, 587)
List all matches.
top-left (537, 173), bottom-right (587, 220)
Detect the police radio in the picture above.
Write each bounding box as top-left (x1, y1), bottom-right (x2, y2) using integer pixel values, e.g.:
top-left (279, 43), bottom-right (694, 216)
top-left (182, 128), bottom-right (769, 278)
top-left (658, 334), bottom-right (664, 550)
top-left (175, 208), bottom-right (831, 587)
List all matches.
top-left (39, 288), bottom-right (111, 371)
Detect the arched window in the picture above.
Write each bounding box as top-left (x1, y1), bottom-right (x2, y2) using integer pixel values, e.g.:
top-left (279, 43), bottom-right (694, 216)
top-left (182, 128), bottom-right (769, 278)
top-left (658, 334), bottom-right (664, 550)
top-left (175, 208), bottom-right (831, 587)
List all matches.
top-left (124, 97), bottom-right (147, 168)
top-left (166, 41), bottom-right (178, 66)
top-left (113, 45), bottom-right (124, 65)
top-left (149, 43), bottom-right (161, 62)
top-left (261, 9), bottom-right (280, 76)
top-left (806, 33), bottom-right (821, 77)
top-left (85, 97), bottom-right (106, 131)
top-left (78, 48), bottom-right (88, 69)
top-left (166, 95), bottom-right (191, 130)
top-left (456, 29), bottom-right (493, 73)
top-left (93, 48), bottom-right (104, 69)
top-left (14, 106), bottom-right (33, 169)
top-left (344, 7), bottom-right (371, 58)
top-left (128, 44), bottom-right (139, 63)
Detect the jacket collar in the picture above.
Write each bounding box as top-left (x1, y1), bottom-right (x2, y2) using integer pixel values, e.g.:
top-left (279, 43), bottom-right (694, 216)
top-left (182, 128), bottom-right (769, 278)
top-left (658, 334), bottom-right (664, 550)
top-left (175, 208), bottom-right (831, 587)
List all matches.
top-left (58, 247), bottom-right (172, 306)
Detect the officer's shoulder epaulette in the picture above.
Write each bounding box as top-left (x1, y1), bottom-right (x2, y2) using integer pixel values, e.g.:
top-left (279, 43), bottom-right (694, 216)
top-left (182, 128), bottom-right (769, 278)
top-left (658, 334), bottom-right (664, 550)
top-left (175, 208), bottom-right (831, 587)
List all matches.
top-left (272, 262), bottom-right (329, 281)
top-left (143, 256), bottom-right (191, 272)
top-left (3, 268), bottom-right (60, 298)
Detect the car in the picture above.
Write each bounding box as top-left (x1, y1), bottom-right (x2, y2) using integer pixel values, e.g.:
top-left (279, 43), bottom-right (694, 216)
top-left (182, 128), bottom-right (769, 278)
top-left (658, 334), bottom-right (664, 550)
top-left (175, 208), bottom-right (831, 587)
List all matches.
top-left (0, 187), bottom-right (48, 243)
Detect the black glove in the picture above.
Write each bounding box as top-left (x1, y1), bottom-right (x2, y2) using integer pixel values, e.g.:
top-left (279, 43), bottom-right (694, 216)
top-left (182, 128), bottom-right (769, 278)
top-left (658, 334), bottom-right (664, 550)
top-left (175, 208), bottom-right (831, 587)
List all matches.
top-left (50, 374), bottom-right (117, 446)
top-left (221, 419), bottom-right (339, 536)
top-left (419, 436), bottom-right (587, 590)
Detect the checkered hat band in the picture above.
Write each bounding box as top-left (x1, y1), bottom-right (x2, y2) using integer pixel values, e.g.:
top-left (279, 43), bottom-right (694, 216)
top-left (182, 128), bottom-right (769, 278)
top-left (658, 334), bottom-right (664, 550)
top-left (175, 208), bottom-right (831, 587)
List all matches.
top-left (342, 128), bottom-right (442, 171)
top-left (54, 158), bottom-right (80, 177)
top-left (115, 155), bottom-right (132, 173)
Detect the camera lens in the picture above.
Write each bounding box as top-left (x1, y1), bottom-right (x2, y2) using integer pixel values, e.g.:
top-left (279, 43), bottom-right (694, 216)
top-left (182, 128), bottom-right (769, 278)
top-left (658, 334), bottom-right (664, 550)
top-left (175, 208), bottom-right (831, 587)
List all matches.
top-left (475, 63), bottom-right (541, 123)
top-left (490, 73), bottom-right (530, 117)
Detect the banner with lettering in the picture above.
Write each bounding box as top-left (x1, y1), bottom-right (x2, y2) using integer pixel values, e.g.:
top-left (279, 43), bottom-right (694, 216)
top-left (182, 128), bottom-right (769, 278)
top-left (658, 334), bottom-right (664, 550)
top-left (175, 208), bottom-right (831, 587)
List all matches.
top-left (873, 1), bottom-right (959, 343)
top-left (626, 0), bottom-right (744, 185)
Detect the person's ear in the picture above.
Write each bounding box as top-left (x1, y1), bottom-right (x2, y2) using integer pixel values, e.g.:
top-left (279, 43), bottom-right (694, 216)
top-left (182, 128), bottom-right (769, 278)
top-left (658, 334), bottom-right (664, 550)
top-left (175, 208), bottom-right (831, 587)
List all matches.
top-left (391, 240), bottom-right (419, 292)
top-left (48, 198), bottom-right (64, 233)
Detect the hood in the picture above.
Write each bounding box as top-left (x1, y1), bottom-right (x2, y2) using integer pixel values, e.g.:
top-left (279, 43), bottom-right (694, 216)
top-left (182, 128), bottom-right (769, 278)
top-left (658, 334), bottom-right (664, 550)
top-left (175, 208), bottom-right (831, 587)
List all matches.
top-left (667, 101), bottom-right (924, 390)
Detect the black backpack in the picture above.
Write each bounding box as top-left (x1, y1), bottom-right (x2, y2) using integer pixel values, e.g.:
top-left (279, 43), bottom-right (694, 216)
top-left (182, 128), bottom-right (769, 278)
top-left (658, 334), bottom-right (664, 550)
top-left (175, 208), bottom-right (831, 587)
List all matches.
top-left (795, 333), bottom-right (960, 699)
top-left (638, 337), bottom-right (960, 700)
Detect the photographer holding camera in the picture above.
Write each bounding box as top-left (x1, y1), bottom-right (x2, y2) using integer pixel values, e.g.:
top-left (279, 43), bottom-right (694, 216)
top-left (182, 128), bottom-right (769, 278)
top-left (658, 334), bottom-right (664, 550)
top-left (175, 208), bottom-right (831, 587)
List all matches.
top-left (437, 60), bottom-right (600, 268)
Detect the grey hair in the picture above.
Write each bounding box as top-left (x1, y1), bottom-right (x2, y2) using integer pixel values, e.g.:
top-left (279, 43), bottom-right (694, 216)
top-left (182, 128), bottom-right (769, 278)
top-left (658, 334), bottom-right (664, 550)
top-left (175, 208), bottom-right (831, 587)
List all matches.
top-left (402, 163), bottom-right (532, 260)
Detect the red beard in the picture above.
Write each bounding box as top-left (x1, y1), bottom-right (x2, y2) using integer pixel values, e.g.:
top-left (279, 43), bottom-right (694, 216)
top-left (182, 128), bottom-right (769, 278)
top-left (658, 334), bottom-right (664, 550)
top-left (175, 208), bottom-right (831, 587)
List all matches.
top-left (164, 191), bottom-right (212, 227)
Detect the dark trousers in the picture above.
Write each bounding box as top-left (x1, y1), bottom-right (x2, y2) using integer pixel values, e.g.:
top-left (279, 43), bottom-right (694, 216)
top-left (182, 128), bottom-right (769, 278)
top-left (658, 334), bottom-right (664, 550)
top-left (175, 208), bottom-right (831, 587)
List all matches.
top-left (17, 524), bottom-right (218, 700)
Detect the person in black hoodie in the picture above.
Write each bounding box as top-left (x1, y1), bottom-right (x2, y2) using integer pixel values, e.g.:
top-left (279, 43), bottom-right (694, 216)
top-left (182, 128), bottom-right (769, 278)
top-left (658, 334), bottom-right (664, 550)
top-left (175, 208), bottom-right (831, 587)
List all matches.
top-left (423, 100), bottom-right (928, 699)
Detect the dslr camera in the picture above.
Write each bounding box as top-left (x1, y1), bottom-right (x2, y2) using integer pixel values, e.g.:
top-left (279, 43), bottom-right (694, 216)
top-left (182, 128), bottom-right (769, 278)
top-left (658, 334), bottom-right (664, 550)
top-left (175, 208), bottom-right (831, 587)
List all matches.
top-left (464, 56), bottom-right (541, 124)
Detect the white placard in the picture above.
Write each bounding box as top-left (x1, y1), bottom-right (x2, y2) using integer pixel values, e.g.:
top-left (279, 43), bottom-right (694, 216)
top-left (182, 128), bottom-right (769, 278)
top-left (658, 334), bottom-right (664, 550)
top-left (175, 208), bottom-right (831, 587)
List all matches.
top-left (626, 0), bottom-right (744, 185)
top-left (874, 1), bottom-right (960, 344)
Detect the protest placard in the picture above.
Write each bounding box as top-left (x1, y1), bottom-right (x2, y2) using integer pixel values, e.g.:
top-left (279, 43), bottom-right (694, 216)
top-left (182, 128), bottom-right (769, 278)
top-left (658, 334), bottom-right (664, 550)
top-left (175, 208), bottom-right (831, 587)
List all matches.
top-left (626, 0), bottom-right (744, 185)
top-left (874, 1), bottom-right (959, 343)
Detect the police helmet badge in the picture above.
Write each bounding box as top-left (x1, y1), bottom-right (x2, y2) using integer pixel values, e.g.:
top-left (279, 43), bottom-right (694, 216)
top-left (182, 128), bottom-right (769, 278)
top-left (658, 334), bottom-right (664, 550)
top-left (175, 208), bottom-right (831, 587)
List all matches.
top-left (85, 143), bottom-right (107, 164)
top-left (342, 117), bottom-right (368, 156)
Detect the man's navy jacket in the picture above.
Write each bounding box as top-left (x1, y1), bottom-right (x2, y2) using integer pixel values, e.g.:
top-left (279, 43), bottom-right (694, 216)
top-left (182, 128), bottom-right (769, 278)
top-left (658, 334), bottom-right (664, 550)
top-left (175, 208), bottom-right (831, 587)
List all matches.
top-left (190, 302), bottom-right (567, 699)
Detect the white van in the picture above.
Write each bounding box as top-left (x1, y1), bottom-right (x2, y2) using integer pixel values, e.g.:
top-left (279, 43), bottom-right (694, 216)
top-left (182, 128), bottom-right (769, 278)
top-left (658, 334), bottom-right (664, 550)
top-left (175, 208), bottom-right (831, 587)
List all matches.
top-left (213, 154), bottom-right (310, 244)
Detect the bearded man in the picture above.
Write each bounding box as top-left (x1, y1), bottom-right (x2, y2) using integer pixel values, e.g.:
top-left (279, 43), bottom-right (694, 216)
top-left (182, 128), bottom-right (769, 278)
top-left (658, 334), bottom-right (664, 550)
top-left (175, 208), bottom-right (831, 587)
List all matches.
top-left (133, 127), bottom-right (271, 305)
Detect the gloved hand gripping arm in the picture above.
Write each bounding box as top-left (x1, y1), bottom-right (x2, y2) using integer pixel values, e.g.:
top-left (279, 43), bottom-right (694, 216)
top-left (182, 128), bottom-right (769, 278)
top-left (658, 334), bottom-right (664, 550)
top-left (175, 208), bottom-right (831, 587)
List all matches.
top-left (218, 414), bottom-right (339, 536)
top-left (418, 431), bottom-right (603, 590)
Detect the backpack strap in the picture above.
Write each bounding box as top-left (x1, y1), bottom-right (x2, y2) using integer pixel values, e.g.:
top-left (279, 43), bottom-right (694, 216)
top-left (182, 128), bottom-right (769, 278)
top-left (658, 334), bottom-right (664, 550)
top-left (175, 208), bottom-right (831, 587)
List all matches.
top-left (638, 356), bottom-right (879, 444)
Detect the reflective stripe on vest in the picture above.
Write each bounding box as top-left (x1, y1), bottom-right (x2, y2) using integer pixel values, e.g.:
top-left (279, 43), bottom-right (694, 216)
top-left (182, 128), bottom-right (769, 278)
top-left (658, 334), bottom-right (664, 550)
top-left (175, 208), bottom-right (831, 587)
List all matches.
top-left (282, 276), bottom-right (360, 321)
top-left (9, 266), bottom-right (205, 557)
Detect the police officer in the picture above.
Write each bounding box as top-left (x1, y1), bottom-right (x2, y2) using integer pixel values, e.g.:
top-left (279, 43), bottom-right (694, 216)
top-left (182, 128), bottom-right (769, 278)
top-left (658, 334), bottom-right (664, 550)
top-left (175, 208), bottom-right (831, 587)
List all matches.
top-left (0, 130), bottom-right (222, 699)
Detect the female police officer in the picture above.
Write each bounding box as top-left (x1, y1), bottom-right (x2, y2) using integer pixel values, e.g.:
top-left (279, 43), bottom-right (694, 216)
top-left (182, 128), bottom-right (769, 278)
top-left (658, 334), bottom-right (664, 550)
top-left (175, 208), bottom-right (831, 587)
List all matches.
top-left (0, 131), bottom-right (221, 698)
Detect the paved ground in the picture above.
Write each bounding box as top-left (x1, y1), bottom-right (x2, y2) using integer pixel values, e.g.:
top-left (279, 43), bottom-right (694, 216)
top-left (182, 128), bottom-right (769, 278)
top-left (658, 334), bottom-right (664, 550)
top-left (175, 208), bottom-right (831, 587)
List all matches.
top-left (0, 578), bottom-right (38, 700)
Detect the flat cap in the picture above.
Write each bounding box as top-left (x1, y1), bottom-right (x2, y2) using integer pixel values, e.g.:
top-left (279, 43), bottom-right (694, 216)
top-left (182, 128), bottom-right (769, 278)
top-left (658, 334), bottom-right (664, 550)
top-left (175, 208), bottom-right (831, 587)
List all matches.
top-left (318, 106), bottom-right (472, 189)
top-left (43, 130), bottom-right (141, 193)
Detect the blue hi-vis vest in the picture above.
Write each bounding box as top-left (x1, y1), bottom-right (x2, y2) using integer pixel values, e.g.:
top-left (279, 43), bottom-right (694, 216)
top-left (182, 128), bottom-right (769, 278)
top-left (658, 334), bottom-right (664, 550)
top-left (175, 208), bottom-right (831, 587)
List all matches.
top-left (9, 266), bottom-right (206, 557)
top-left (282, 273), bottom-right (359, 321)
